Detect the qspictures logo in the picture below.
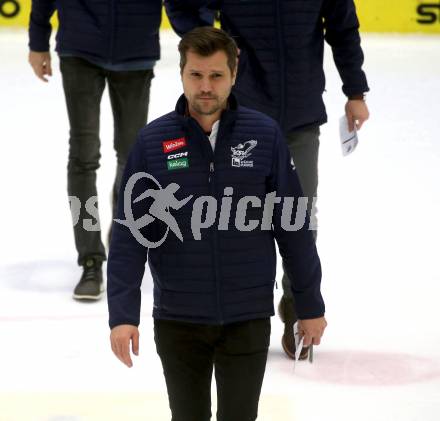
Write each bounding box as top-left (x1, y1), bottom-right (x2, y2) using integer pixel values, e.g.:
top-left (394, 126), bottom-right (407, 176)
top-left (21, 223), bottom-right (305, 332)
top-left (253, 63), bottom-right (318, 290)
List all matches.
top-left (114, 172), bottom-right (314, 248)
top-left (68, 172), bottom-right (315, 249)
top-left (417, 2), bottom-right (440, 24)
top-left (0, 0), bottom-right (20, 18)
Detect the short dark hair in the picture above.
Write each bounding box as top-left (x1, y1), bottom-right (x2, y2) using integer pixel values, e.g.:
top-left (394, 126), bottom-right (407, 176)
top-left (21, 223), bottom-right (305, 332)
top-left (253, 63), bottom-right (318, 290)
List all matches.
top-left (178, 27), bottom-right (238, 75)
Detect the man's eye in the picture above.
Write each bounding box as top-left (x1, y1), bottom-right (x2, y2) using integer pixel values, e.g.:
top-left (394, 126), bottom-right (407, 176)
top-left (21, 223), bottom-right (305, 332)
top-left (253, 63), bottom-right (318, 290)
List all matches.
top-left (212, 74), bottom-right (222, 79)
top-left (190, 72), bottom-right (201, 78)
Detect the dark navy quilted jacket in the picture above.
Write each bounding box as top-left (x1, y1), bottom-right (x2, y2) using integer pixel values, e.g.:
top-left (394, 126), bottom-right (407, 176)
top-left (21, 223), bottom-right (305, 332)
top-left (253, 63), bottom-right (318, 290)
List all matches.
top-left (165, 0), bottom-right (369, 133)
top-left (107, 95), bottom-right (324, 328)
top-left (29, 0), bottom-right (162, 63)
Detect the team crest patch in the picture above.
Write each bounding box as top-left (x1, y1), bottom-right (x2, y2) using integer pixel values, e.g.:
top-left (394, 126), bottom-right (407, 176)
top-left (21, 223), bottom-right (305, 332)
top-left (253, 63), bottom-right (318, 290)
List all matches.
top-left (163, 137), bottom-right (187, 153)
top-left (231, 140), bottom-right (257, 168)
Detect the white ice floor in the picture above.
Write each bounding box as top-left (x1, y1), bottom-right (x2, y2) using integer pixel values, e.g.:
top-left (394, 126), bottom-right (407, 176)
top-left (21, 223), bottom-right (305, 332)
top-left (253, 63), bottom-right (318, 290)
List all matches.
top-left (0, 29), bottom-right (439, 421)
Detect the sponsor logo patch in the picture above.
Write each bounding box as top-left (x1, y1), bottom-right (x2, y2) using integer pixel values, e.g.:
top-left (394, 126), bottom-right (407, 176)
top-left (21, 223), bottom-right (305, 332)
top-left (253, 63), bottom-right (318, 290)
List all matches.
top-left (163, 137), bottom-right (187, 153)
top-left (167, 151), bottom-right (189, 160)
top-left (167, 157), bottom-right (189, 170)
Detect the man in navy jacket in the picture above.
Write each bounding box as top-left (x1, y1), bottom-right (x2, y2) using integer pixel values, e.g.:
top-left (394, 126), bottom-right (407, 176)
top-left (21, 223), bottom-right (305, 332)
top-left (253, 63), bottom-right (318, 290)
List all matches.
top-left (165, 0), bottom-right (369, 358)
top-left (28, 0), bottom-right (162, 300)
top-left (108, 27), bottom-right (326, 421)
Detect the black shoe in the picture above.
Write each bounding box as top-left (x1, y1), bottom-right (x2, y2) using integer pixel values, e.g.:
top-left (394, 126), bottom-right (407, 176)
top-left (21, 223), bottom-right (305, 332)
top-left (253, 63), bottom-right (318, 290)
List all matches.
top-left (73, 258), bottom-right (104, 301)
top-left (278, 296), bottom-right (310, 360)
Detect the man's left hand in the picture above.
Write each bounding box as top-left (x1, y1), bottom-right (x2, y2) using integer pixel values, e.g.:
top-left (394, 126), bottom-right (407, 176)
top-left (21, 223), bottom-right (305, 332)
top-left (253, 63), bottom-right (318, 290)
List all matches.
top-left (298, 316), bottom-right (327, 347)
top-left (345, 99), bottom-right (370, 132)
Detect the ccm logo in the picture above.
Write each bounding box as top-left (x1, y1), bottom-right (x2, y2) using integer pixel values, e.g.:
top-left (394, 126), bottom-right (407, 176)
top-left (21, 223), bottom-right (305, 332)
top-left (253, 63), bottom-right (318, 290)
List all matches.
top-left (168, 152), bottom-right (188, 160)
top-left (163, 137), bottom-right (187, 153)
top-left (417, 3), bottom-right (440, 24)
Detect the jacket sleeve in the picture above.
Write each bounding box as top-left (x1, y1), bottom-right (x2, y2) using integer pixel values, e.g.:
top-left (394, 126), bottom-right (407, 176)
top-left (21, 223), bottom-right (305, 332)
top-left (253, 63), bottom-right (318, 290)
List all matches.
top-left (28, 0), bottom-right (57, 51)
top-left (107, 136), bottom-right (150, 329)
top-left (322, 0), bottom-right (369, 97)
top-left (164, 0), bottom-right (216, 36)
top-left (267, 127), bottom-right (325, 320)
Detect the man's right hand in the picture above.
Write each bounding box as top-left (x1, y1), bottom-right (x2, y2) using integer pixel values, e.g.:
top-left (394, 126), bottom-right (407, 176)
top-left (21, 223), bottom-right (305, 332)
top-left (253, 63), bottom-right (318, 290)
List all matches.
top-left (298, 316), bottom-right (327, 347)
top-left (28, 51), bottom-right (52, 82)
top-left (110, 324), bottom-right (140, 368)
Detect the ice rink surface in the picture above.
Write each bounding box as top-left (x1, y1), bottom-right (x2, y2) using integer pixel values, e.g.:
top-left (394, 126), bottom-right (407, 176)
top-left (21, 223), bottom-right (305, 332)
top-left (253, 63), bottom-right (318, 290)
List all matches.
top-left (0, 29), bottom-right (439, 421)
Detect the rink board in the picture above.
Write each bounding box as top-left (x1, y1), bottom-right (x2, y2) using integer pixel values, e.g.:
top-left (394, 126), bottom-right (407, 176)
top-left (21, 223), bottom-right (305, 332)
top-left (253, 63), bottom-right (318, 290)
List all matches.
top-left (1, 1), bottom-right (440, 33)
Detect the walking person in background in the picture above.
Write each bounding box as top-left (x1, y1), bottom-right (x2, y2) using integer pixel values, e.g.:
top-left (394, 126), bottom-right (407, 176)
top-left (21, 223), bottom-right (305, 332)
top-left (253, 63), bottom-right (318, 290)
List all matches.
top-left (28, 0), bottom-right (162, 301)
top-left (165, 0), bottom-right (370, 359)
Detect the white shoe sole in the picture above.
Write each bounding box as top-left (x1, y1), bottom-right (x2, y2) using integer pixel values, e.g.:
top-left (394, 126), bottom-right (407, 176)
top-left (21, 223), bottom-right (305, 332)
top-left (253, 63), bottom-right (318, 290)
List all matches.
top-left (72, 287), bottom-right (105, 301)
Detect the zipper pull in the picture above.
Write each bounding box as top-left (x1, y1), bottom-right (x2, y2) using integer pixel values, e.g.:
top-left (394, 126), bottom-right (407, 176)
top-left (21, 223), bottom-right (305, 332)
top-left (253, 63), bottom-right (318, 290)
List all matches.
top-left (209, 162), bottom-right (214, 182)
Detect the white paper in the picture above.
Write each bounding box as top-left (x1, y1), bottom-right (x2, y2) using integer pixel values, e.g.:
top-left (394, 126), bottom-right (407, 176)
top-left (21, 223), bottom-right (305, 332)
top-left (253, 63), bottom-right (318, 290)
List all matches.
top-left (293, 321), bottom-right (303, 370)
top-left (295, 337), bottom-right (304, 362)
top-left (293, 321), bottom-right (314, 365)
top-left (339, 115), bottom-right (359, 156)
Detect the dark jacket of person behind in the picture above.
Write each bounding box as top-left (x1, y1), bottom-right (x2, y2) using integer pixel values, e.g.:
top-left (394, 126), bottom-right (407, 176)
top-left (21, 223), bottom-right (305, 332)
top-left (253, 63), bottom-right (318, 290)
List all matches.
top-left (165, 0), bottom-right (369, 133)
top-left (29, 0), bottom-right (162, 63)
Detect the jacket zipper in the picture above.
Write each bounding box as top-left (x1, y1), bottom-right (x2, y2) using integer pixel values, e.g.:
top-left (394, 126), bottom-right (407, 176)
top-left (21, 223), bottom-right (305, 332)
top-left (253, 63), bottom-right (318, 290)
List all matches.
top-left (209, 162), bottom-right (214, 182)
top-left (275, 0), bottom-right (286, 128)
top-left (208, 158), bottom-right (224, 324)
top-left (192, 119), bottom-right (224, 325)
top-left (109, 0), bottom-right (116, 63)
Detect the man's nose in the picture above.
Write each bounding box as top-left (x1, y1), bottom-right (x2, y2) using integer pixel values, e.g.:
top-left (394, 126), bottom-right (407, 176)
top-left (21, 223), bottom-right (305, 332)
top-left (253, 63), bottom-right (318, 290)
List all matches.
top-left (200, 77), bottom-right (212, 93)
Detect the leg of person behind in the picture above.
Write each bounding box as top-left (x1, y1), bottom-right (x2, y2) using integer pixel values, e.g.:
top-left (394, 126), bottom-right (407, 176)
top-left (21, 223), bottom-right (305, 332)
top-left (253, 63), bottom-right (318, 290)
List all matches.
top-left (60, 57), bottom-right (107, 300)
top-left (215, 318), bottom-right (271, 421)
top-left (279, 126), bottom-right (320, 359)
top-left (107, 68), bottom-right (154, 232)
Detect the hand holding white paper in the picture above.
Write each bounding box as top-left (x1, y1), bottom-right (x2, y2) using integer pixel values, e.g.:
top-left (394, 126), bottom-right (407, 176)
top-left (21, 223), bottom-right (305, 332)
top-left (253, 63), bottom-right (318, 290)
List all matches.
top-left (339, 115), bottom-right (359, 156)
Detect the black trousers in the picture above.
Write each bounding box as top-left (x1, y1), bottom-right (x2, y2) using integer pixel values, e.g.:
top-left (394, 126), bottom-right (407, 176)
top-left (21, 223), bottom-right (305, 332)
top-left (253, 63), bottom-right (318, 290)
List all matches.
top-left (154, 318), bottom-right (271, 421)
top-left (59, 57), bottom-right (153, 265)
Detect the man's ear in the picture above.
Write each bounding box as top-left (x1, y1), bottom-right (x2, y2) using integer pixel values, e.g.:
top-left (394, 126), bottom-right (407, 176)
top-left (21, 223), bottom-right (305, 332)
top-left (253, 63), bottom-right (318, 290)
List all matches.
top-left (232, 66), bottom-right (238, 86)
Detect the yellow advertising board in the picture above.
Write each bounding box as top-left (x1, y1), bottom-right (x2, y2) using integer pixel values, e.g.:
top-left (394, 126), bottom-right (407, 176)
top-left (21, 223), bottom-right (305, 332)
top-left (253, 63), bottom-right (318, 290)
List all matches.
top-left (356, 0), bottom-right (440, 32)
top-left (1, 0), bottom-right (440, 33)
top-left (0, 0), bottom-right (28, 25)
